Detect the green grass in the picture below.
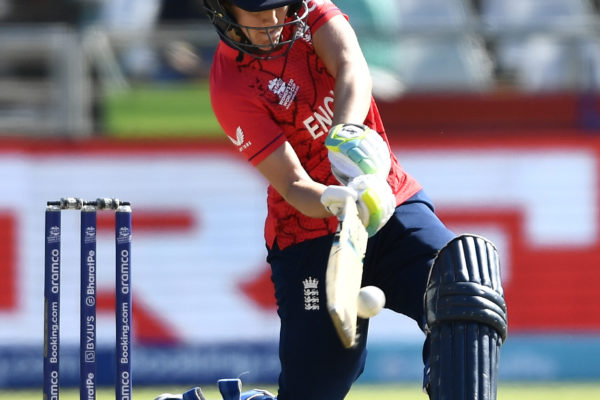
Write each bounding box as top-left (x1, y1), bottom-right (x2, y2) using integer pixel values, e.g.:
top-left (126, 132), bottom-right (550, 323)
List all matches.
top-left (104, 82), bottom-right (223, 138)
top-left (3, 382), bottom-right (600, 400)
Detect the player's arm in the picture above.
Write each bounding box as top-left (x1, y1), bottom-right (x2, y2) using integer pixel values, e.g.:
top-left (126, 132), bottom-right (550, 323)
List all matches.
top-left (255, 141), bottom-right (334, 219)
top-left (312, 14), bottom-right (372, 126)
top-left (312, 14), bottom-right (395, 236)
top-left (256, 141), bottom-right (394, 235)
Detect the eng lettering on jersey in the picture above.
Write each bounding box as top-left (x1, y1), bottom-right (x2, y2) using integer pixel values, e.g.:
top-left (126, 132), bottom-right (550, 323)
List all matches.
top-left (229, 126), bottom-right (252, 152)
top-left (303, 90), bottom-right (334, 139)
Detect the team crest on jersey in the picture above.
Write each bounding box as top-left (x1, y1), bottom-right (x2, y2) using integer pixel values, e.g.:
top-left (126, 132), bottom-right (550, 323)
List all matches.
top-left (303, 277), bottom-right (320, 311)
top-left (268, 78), bottom-right (300, 109)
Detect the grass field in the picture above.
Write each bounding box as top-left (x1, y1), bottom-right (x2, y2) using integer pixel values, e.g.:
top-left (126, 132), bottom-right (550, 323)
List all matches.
top-left (3, 382), bottom-right (600, 400)
top-left (104, 82), bottom-right (222, 138)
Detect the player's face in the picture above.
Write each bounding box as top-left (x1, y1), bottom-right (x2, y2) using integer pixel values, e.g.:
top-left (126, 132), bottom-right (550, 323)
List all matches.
top-left (230, 5), bottom-right (289, 48)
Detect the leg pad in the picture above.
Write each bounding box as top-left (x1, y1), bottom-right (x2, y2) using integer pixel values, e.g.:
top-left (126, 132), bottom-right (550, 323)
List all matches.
top-left (425, 234), bottom-right (507, 400)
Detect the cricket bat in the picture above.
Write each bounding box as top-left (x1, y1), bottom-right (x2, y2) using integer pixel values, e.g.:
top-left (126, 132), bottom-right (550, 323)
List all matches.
top-left (326, 196), bottom-right (368, 348)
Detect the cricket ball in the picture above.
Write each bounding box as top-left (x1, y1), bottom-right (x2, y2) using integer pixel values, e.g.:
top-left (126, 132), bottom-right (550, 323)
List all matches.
top-left (357, 286), bottom-right (385, 318)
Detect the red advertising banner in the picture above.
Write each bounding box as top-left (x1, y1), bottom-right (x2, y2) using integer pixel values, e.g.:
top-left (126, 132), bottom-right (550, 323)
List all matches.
top-left (0, 134), bottom-right (598, 343)
top-left (392, 133), bottom-right (600, 332)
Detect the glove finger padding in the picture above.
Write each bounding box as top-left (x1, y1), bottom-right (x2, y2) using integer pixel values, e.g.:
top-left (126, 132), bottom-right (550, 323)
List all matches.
top-left (320, 185), bottom-right (358, 217)
top-left (326, 124), bottom-right (391, 185)
top-left (348, 175), bottom-right (396, 237)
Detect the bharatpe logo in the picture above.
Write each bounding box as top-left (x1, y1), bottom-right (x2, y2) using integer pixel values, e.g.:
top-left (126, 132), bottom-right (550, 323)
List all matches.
top-left (84, 226), bottom-right (96, 244)
top-left (47, 226), bottom-right (60, 243)
top-left (268, 78), bottom-right (299, 109)
top-left (117, 227), bottom-right (131, 244)
top-left (302, 277), bottom-right (320, 311)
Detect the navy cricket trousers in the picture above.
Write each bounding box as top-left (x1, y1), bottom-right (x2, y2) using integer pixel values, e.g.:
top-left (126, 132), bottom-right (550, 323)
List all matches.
top-left (267, 190), bottom-right (456, 400)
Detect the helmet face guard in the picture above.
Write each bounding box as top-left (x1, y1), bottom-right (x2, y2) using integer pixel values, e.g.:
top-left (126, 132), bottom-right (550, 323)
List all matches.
top-left (203, 0), bottom-right (309, 60)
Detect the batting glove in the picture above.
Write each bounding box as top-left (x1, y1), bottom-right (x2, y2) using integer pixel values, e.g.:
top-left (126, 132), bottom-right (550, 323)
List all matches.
top-left (325, 123), bottom-right (391, 185)
top-left (320, 175), bottom-right (396, 237)
top-left (348, 174), bottom-right (396, 237)
top-left (320, 185), bottom-right (358, 217)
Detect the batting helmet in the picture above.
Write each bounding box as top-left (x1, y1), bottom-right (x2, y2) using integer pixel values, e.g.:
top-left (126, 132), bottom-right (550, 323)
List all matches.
top-left (202, 0), bottom-right (309, 59)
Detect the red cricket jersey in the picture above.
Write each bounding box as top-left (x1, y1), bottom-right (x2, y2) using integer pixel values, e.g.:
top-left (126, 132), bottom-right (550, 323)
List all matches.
top-left (209, 0), bottom-right (421, 249)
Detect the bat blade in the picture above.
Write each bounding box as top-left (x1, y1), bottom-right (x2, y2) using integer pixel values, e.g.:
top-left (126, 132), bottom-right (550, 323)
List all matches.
top-left (326, 196), bottom-right (368, 348)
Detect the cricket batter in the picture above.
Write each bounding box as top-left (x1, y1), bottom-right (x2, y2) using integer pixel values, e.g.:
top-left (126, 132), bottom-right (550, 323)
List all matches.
top-left (157, 1), bottom-right (508, 399)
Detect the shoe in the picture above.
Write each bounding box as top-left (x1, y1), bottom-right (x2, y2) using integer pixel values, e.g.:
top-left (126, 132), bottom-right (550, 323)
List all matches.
top-left (154, 379), bottom-right (275, 400)
top-left (154, 387), bottom-right (208, 400)
top-left (218, 379), bottom-right (276, 400)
